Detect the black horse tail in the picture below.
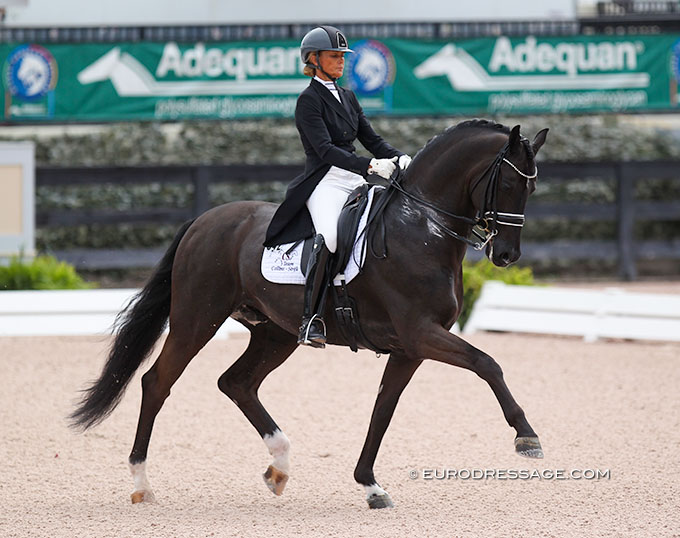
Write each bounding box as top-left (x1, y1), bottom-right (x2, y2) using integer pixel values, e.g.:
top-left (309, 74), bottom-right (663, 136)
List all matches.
top-left (69, 219), bottom-right (195, 431)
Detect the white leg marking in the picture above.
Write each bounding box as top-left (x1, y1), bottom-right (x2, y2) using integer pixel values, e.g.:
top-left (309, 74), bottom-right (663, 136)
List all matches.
top-left (263, 430), bottom-right (291, 474)
top-left (129, 461), bottom-right (154, 496)
top-left (364, 483), bottom-right (387, 499)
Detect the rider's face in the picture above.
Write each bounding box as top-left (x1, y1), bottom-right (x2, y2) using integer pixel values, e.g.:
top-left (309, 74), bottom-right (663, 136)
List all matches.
top-left (314, 51), bottom-right (345, 80)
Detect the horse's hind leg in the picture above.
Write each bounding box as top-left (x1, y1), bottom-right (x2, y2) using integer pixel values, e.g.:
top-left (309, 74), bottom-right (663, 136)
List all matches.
top-left (217, 320), bottom-right (298, 496)
top-left (129, 314), bottom-right (228, 503)
top-left (354, 353), bottom-right (422, 509)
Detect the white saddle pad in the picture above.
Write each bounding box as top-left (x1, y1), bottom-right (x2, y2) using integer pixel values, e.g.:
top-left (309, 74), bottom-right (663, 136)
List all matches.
top-left (261, 187), bottom-right (377, 286)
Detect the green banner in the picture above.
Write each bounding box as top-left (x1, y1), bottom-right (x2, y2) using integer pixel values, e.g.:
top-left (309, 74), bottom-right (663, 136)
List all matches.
top-left (2, 35), bottom-right (680, 122)
top-left (377, 35), bottom-right (680, 115)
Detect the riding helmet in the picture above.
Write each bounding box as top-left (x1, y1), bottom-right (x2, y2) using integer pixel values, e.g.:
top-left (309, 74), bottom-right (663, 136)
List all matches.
top-left (300, 26), bottom-right (354, 65)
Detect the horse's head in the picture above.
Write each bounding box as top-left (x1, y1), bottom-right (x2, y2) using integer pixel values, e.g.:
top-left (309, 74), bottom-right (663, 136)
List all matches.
top-left (476, 125), bottom-right (548, 267)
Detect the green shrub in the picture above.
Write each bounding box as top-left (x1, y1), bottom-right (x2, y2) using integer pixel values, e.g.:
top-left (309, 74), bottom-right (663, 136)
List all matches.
top-left (460, 259), bottom-right (534, 329)
top-left (0, 255), bottom-right (95, 290)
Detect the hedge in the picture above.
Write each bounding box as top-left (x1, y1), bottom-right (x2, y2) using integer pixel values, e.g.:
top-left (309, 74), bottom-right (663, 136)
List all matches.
top-left (0, 255), bottom-right (94, 290)
top-left (3, 114), bottom-right (680, 259)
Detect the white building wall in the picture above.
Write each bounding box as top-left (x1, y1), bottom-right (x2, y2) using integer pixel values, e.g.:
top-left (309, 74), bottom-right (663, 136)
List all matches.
top-left (3, 0), bottom-right (577, 27)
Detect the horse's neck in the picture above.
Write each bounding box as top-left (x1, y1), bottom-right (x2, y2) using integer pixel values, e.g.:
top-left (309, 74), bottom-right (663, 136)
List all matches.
top-left (383, 131), bottom-right (502, 260)
top-left (383, 193), bottom-right (468, 275)
top-left (412, 130), bottom-right (505, 213)
top-left (404, 147), bottom-right (478, 222)
top-left (384, 178), bottom-right (470, 261)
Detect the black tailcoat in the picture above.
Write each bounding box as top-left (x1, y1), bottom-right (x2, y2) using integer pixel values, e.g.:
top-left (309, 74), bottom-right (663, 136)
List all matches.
top-left (263, 78), bottom-right (402, 247)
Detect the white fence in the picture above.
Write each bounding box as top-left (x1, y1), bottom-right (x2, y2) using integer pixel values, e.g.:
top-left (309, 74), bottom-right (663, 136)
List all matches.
top-left (2, 284), bottom-right (680, 343)
top-left (0, 289), bottom-right (247, 338)
top-left (464, 281), bottom-right (680, 343)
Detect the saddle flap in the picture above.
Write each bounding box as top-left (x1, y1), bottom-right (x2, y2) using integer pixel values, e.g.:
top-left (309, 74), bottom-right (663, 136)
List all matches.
top-left (300, 237), bottom-right (315, 277)
top-left (332, 184), bottom-right (372, 277)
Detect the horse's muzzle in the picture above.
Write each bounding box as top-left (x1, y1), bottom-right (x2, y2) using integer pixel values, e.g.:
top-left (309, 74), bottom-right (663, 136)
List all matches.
top-left (486, 240), bottom-right (521, 267)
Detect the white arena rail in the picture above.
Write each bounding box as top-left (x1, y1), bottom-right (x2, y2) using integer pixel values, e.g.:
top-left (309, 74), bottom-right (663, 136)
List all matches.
top-left (463, 281), bottom-right (680, 343)
top-left (3, 285), bottom-right (679, 343)
top-left (0, 289), bottom-right (248, 338)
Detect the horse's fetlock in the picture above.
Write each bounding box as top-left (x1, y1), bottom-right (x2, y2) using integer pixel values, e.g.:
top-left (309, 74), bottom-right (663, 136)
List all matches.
top-left (508, 406), bottom-right (528, 427)
top-left (354, 466), bottom-right (375, 486)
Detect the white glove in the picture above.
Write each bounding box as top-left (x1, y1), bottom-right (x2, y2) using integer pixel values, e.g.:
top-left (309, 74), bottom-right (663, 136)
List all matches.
top-left (398, 154), bottom-right (412, 170)
top-left (368, 156), bottom-right (398, 179)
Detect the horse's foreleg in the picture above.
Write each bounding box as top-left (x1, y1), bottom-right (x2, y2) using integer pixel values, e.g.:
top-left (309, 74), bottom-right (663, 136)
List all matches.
top-left (217, 321), bottom-right (298, 496)
top-left (354, 353), bottom-right (422, 509)
top-left (415, 326), bottom-right (543, 458)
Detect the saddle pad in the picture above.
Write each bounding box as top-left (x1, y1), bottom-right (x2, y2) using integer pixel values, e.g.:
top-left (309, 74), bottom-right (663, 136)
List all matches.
top-left (261, 186), bottom-right (376, 286)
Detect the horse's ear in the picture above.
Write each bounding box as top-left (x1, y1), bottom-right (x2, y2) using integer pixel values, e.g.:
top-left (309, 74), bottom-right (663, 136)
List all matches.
top-left (532, 128), bottom-right (549, 155)
top-left (509, 125), bottom-right (521, 150)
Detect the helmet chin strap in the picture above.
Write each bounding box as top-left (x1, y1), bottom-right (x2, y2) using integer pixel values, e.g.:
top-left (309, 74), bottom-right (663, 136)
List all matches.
top-left (310, 52), bottom-right (340, 89)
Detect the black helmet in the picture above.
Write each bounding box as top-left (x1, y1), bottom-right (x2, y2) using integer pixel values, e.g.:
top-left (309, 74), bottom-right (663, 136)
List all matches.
top-left (300, 26), bottom-right (353, 65)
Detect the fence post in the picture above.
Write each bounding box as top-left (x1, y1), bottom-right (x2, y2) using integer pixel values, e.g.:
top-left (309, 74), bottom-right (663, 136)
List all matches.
top-left (616, 163), bottom-right (637, 281)
top-left (192, 167), bottom-right (211, 218)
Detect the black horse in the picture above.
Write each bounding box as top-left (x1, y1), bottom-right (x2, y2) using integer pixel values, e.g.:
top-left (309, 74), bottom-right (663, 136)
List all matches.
top-left (71, 120), bottom-right (548, 509)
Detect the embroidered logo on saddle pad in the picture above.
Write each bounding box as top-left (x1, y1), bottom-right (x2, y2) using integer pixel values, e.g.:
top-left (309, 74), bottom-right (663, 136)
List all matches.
top-left (261, 187), bottom-right (377, 285)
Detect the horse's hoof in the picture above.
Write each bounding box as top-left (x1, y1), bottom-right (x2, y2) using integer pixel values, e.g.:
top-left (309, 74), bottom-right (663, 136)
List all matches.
top-left (367, 493), bottom-right (394, 509)
top-left (515, 436), bottom-right (544, 459)
top-left (131, 489), bottom-right (156, 504)
top-left (263, 465), bottom-right (289, 496)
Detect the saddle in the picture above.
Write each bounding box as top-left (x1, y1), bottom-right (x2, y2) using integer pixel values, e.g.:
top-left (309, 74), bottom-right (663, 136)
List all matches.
top-left (261, 184), bottom-right (390, 353)
top-left (314, 183), bottom-right (376, 277)
top-left (328, 184), bottom-right (390, 354)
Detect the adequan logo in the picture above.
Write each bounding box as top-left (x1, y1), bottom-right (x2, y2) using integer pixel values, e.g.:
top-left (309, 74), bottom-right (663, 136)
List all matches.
top-left (414, 36), bottom-right (650, 91)
top-left (77, 43), bottom-right (309, 97)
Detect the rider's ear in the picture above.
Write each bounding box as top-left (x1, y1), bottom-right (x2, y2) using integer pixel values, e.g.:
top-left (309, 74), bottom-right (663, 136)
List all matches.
top-left (508, 125), bottom-right (521, 150)
top-left (532, 128), bottom-right (549, 156)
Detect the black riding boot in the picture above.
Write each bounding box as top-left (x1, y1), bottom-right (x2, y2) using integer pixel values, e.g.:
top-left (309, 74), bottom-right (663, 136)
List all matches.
top-left (298, 234), bottom-right (331, 348)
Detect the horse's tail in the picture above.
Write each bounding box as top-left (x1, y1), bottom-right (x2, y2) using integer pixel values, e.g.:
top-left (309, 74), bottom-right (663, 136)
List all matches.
top-left (69, 219), bottom-right (195, 431)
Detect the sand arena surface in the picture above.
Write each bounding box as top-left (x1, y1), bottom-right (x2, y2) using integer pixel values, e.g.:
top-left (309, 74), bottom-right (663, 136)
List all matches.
top-left (1, 332), bottom-right (679, 537)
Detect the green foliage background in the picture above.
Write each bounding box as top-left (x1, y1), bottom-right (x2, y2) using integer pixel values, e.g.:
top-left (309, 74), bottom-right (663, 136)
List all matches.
top-left (2, 114), bottom-right (679, 266)
top-left (0, 255), bottom-right (94, 290)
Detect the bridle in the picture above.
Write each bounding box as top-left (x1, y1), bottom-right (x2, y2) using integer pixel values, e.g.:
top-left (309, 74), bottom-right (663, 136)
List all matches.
top-left (386, 140), bottom-right (537, 251)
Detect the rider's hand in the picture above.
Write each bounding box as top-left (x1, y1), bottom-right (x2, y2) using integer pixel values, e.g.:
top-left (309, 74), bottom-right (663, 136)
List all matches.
top-left (398, 154), bottom-right (412, 170)
top-left (368, 157), bottom-right (398, 179)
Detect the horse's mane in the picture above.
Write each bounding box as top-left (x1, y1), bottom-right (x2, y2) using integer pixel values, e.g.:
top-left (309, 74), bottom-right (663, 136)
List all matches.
top-left (411, 119), bottom-right (534, 166)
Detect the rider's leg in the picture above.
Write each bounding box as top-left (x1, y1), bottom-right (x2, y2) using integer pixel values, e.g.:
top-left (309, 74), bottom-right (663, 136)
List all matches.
top-left (306, 167), bottom-right (367, 253)
top-left (300, 169), bottom-right (364, 347)
top-left (297, 233), bottom-right (331, 347)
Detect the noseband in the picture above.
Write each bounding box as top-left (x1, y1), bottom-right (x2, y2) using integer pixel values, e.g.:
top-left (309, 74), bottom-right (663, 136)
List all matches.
top-left (387, 140), bottom-right (537, 250)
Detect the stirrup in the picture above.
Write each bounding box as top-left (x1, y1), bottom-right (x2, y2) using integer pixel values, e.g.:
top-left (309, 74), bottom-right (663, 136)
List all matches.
top-left (298, 314), bottom-right (326, 348)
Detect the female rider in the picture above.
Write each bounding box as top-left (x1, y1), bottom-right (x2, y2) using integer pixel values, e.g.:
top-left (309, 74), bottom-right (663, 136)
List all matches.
top-left (264, 25), bottom-right (411, 348)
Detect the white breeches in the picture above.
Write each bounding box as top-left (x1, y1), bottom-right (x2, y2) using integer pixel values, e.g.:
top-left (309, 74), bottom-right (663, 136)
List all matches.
top-left (306, 166), bottom-right (367, 253)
